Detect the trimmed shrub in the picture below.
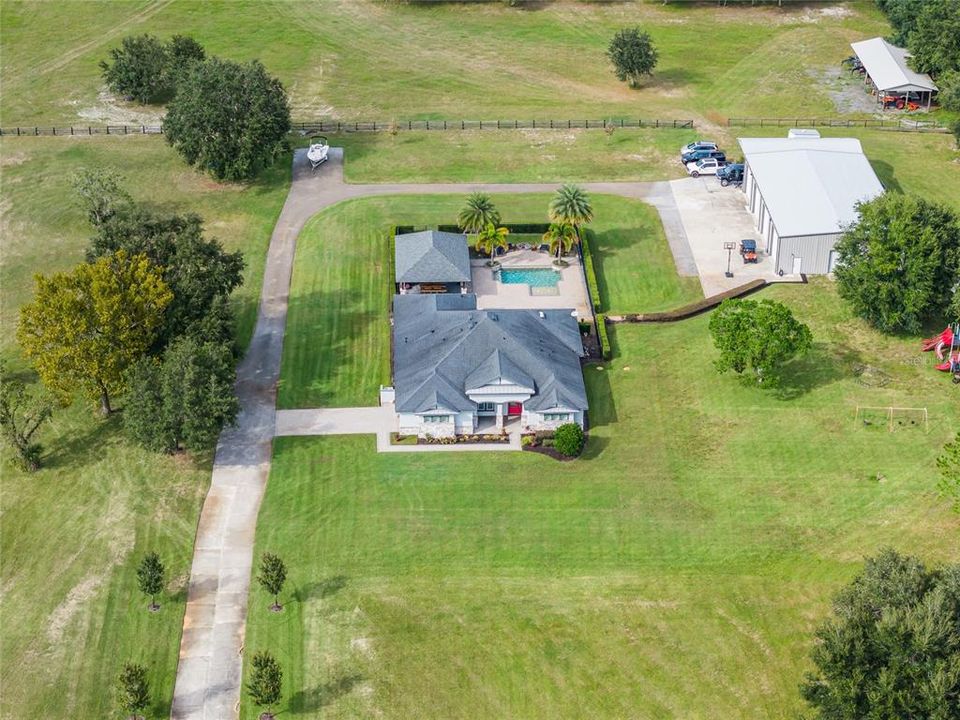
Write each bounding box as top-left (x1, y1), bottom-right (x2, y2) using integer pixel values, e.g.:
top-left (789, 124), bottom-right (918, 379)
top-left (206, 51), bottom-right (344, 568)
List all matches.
top-left (597, 314), bottom-right (612, 360)
top-left (554, 423), bottom-right (585, 457)
top-left (580, 229), bottom-right (603, 312)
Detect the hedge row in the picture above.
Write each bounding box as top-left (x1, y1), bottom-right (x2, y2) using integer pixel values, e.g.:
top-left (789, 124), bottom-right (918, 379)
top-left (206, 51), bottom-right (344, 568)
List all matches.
top-left (394, 223), bottom-right (553, 235)
top-left (580, 229), bottom-right (603, 313)
top-left (597, 314), bottom-right (612, 360)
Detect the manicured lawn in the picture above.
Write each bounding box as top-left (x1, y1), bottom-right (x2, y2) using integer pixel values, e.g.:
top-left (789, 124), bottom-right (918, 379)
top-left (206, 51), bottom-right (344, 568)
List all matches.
top-left (246, 280), bottom-right (959, 719)
top-left (277, 193), bottom-right (696, 408)
top-left (1, 1), bottom-right (888, 124)
top-left (0, 136), bottom-right (289, 718)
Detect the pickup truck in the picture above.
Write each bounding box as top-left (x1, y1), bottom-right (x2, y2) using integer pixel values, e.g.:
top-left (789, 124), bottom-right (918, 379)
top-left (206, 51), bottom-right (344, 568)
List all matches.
top-left (686, 157), bottom-right (726, 177)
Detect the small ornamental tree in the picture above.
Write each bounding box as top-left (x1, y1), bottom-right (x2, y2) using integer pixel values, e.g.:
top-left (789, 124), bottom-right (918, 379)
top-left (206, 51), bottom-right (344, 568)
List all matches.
top-left (709, 298), bottom-right (813, 385)
top-left (100, 34), bottom-right (169, 104)
top-left (71, 167), bottom-right (132, 228)
top-left (0, 364), bottom-right (53, 472)
top-left (458, 193), bottom-right (501, 235)
top-left (17, 251), bottom-right (172, 415)
top-left (124, 336), bottom-right (239, 454)
top-left (938, 433), bottom-right (960, 513)
top-left (801, 549), bottom-right (960, 718)
top-left (554, 423), bottom-right (585, 457)
top-left (607, 27), bottom-right (658, 88)
top-left (136, 552), bottom-right (165, 611)
top-left (257, 553), bottom-right (287, 611)
top-left (164, 58), bottom-right (291, 181)
top-left (542, 222), bottom-right (577, 260)
top-left (115, 662), bottom-right (150, 720)
top-left (834, 194), bottom-right (960, 334)
top-left (247, 651), bottom-right (282, 720)
top-left (474, 223), bottom-right (510, 260)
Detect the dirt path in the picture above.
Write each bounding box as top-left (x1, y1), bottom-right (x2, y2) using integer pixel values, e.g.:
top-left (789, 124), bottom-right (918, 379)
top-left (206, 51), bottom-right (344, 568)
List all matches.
top-left (170, 148), bottom-right (694, 719)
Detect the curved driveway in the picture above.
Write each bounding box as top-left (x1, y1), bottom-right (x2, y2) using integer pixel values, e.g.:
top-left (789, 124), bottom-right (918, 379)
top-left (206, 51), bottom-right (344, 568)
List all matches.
top-left (170, 148), bottom-right (693, 719)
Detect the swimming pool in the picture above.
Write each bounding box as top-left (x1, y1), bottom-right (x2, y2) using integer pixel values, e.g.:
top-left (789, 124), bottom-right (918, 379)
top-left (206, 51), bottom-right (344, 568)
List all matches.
top-left (496, 267), bottom-right (561, 288)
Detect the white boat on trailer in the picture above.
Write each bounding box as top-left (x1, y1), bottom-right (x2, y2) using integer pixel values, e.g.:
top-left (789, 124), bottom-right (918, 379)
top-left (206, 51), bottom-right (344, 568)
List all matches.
top-left (307, 136), bottom-right (329, 169)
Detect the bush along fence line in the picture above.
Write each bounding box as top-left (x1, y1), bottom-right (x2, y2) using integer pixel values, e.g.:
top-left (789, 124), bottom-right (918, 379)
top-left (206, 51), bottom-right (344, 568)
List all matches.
top-left (727, 117), bottom-right (948, 132)
top-left (0, 118), bottom-right (695, 138)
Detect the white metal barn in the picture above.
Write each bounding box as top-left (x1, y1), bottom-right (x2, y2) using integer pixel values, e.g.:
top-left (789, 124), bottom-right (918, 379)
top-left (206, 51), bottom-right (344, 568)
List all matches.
top-left (738, 136), bottom-right (884, 276)
top-left (850, 37), bottom-right (938, 109)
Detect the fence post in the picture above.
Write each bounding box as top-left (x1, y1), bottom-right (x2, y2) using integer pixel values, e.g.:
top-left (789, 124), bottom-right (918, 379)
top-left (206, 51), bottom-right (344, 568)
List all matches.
top-left (533, 119), bottom-right (536, 128)
top-left (34, 127), bottom-right (39, 136)
top-left (567, 120), bottom-right (571, 129)
top-left (655, 119), bottom-right (659, 128)
top-left (53, 126), bottom-right (56, 136)
top-left (17, 127), bottom-right (20, 136)
top-left (550, 119), bottom-right (553, 128)
top-left (460, 120), bottom-right (463, 130)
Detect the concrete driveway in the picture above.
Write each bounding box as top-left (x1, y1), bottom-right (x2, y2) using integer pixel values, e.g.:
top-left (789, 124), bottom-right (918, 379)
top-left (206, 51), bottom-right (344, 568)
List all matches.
top-left (668, 177), bottom-right (774, 296)
top-left (275, 406), bottom-right (394, 436)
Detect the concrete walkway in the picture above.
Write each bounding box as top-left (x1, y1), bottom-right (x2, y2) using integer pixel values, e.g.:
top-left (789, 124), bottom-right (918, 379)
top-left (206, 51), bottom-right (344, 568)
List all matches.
top-left (274, 406), bottom-right (523, 452)
top-left (171, 148), bottom-right (697, 719)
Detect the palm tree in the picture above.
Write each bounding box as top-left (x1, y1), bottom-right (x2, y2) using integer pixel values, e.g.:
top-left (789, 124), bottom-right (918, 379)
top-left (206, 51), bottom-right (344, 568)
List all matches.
top-left (542, 222), bottom-right (577, 260)
top-left (474, 223), bottom-right (510, 260)
top-left (548, 184), bottom-right (593, 244)
top-left (458, 193), bottom-right (501, 234)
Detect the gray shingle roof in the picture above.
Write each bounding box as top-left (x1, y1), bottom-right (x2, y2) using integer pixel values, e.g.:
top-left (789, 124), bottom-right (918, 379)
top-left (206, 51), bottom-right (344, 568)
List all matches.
top-left (392, 294), bottom-right (587, 414)
top-left (394, 231), bottom-right (471, 284)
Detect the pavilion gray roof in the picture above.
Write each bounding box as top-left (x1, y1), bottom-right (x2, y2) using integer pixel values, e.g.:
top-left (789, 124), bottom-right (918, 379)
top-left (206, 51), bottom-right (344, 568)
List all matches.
top-left (392, 294), bottom-right (587, 414)
top-left (394, 230), bottom-right (471, 284)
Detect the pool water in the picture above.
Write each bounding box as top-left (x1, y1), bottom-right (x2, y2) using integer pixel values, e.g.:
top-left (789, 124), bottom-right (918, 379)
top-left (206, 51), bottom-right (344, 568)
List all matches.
top-left (497, 267), bottom-right (561, 287)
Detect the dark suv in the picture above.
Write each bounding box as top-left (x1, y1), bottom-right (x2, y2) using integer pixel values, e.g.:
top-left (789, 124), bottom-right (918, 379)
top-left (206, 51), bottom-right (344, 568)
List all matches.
top-left (682, 148), bottom-right (726, 164)
top-left (717, 163), bottom-right (744, 186)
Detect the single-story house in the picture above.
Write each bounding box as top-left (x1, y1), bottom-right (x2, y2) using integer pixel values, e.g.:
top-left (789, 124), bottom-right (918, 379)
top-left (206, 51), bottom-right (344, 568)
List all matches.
top-left (738, 136), bottom-right (884, 275)
top-left (391, 293), bottom-right (588, 438)
top-left (850, 37), bottom-right (938, 109)
top-left (395, 230), bottom-right (471, 295)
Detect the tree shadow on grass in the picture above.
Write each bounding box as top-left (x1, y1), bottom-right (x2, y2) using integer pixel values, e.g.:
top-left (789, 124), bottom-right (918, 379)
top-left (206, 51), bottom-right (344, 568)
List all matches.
top-left (293, 574), bottom-right (348, 603)
top-left (773, 341), bottom-right (860, 400)
top-left (289, 673), bottom-right (364, 714)
top-left (41, 410), bottom-right (124, 470)
top-left (869, 160), bottom-right (903, 194)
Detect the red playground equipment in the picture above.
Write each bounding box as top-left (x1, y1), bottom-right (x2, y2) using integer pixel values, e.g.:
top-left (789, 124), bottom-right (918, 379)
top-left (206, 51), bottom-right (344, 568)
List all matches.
top-left (921, 322), bottom-right (960, 384)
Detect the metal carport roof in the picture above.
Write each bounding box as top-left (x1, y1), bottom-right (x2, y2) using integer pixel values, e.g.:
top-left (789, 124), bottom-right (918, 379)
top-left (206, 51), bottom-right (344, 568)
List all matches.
top-left (850, 37), bottom-right (938, 93)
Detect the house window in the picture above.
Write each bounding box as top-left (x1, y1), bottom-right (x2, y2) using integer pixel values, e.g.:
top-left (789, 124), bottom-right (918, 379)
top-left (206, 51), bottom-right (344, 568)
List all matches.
top-left (543, 413), bottom-right (571, 422)
top-left (423, 415), bottom-right (451, 423)
top-left (477, 402), bottom-right (495, 413)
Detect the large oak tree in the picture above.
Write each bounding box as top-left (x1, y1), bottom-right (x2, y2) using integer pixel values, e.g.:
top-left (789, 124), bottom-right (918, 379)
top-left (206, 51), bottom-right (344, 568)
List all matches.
top-left (17, 251), bottom-right (171, 415)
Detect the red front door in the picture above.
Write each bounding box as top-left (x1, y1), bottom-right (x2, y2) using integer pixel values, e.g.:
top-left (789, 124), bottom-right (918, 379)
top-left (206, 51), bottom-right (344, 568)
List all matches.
top-left (507, 402), bottom-right (522, 417)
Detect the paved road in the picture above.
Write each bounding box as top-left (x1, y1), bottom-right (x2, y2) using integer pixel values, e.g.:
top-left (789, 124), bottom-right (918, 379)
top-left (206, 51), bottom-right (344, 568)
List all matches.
top-left (170, 148), bottom-right (696, 719)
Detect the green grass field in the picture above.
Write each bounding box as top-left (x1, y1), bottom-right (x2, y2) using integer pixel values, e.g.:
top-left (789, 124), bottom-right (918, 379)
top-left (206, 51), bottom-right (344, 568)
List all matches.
top-left (0, 137), bottom-right (290, 353)
top-left (1, 0), bottom-right (889, 125)
top-left (277, 193), bottom-right (698, 409)
top-left (246, 280), bottom-right (959, 719)
top-left (327, 127), bottom-right (960, 207)
top-left (0, 137), bottom-right (289, 718)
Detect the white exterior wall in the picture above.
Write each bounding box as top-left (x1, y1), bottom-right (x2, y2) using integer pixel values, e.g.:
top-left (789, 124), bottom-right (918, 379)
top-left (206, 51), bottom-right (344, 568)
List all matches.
top-left (523, 410), bottom-right (584, 432)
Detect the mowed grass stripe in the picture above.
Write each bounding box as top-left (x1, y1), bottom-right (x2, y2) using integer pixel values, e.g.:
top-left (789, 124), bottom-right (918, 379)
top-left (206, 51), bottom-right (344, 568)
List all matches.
top-left (250, 273), bottom-right (957, 717)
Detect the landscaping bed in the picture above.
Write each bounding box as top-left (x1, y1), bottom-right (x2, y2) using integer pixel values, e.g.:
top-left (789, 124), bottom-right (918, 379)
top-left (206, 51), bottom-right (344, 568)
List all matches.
top-left (391, 432), bottom-right (509, 446)
top-left (521, 430), bottom-right (584, 461)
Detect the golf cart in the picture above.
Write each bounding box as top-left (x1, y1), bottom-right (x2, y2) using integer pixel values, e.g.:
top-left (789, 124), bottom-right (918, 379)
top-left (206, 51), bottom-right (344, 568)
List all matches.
top-left (740, 239), bottom-right (758, 264)
top-left (307, 136), bottom-right (329, 169)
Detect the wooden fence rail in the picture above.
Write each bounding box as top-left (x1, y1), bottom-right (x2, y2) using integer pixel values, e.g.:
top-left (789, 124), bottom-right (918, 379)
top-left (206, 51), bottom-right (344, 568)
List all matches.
top-left (727, 117), bottom-right (947, 132)
top-left (0, 118), bottom-right (695, 137)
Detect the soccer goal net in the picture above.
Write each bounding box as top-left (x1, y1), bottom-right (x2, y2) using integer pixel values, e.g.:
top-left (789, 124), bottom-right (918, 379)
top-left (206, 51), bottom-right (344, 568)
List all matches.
top-left (855, 406), bottom-right (928, 432)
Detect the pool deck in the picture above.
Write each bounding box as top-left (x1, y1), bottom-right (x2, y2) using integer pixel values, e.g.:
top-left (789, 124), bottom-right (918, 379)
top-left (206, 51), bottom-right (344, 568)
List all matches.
top-left (471, 249), bottom-right (592, 319)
